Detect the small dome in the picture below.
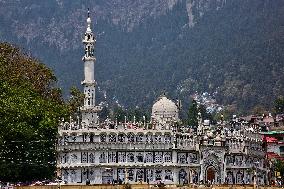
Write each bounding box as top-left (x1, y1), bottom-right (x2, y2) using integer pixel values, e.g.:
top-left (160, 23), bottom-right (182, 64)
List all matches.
top-left (152, 96), bottom-right (178, 117)
top-left (207, 130), bottom-right (213, 138)
top-left (203, 135), bottom-right (208, 140)
top-left (215, 135), bottom-right (221, 141)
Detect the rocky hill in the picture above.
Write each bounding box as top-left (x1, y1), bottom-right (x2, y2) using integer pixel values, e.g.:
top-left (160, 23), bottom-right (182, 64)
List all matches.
top-left (0, 0), bottom-right (283, 114)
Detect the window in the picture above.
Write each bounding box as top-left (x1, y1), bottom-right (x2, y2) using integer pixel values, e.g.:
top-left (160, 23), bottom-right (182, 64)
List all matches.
top-left (62, 153), bottom-right (68, 163)
top-left (71, 153), bottom-right (77, 163)
top-left (145, 152), bottom-right (153, 163)
top-left (108, 152), bottom-right (116, 163)
top-left (118, 133), bottom-right (125, 142)
top-left (155, 152), bottom-right (163, 163)
top-left (63, 170), bottom-right (69, 181)
top-left (189, 153), bottom-right (198, 163)
top-left (227, 172), bottom-right (233, 184)
top-left (155, 134), bottom-right (162, 142)
top-left (128, 169), bottom-right (134, 181)
top-left (118, 152), bottom-right (126, 162)
top-left (71, 134), bottom-right (76, 142)
top-left (146, 169), bottom-right (153, 181)
top-left (236, 171), bottom-right (243, 184)
top-left (100, 152), bottom-right (107, 163)
top-left (109, 134), bottom-right (116, 142)
top-left (136, 133), bottom-right (144, 142)
top-left (82, 152), bottom-right (88, 163)
top-left (127, 153), bottom-right (135, 162)
top-left (178, 153), bottom-right (187, 164)
top-left (146, 134), bottom-right (153, 143)
top-left (100, 134), bottom-right (106, 142)
top-left (164, 152), bottom-right (172, 162)
top-left (127, 133), bottom-right (135, 142)
top-left (155, 169), bottom-right (162, 180)
top-left (71, 170), bottom-right (76, 182)
top-left (136, 169), bottom-right (144, 181)
top-left (165, 170), bottom-right (172, 180)
top-left (89, 153), bottom-right (95, 163)
top-left (90, 134), bottom-right (94, 142)
top-left (165, 134), bottom-right (171, 143)
top-left (64, 135), bottom-right (69, 143)
top-left (136, 153), bottom-right (144, 162)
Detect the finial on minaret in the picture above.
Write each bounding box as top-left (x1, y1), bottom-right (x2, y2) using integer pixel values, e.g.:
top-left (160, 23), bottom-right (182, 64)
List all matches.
top-left (86, 8), bottom-right (92, 33)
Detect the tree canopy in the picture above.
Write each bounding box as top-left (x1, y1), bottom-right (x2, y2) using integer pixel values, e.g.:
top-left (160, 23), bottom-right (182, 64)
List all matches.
top-left (0, 43), bottom-right (68, 182)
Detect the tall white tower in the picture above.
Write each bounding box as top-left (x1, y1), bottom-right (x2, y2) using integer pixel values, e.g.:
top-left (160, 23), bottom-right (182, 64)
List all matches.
top-left (81, 9), bottom-right (101, 127)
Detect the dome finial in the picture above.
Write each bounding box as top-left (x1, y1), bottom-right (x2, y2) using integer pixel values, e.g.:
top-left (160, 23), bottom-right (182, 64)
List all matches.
top-left (87, 8), bottom-right (90, 18)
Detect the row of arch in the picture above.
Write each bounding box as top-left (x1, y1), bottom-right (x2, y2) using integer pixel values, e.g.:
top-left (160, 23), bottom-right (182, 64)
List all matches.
top-left (98, 132), bottom-right (172, 143)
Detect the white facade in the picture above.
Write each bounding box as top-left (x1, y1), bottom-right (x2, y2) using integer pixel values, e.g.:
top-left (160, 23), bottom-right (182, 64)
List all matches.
top-left (56, 11), bottom-right (268, 185)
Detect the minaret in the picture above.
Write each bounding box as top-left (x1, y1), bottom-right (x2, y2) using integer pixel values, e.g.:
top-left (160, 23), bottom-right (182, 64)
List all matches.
top-left (81, 9), bottom-right (101, 127)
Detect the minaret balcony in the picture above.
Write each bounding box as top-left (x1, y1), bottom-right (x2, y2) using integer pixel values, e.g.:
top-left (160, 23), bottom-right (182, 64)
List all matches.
top-left (82, 39), bottom-right (95, 44)
top-left (80, 105), bottom-right (102, 112)
top-left (81, 80), bottom-right (96, 85)
top-left (82, 56), bottom-right (96, 61)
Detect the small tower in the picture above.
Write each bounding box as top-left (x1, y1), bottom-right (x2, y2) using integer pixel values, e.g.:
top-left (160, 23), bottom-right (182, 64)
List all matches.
top-left (80, 9), bottom-right (101, 127)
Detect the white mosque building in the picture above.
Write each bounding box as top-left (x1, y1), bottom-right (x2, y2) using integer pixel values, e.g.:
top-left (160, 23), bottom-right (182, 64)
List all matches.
top-left (56, 11), bottom-right (268, 185)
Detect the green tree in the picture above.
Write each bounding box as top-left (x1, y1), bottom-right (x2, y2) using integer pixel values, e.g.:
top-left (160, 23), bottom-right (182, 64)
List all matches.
top-left (187, 99), bottom-right (198, 127)
top-left (67, 86), bottom-right (85, 116)
top-left (0, 43), bottom-right (68, 182)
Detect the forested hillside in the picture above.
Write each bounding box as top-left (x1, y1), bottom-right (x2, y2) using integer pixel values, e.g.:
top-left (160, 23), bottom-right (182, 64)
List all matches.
top-left (0, 0), bottom-right (283, 114)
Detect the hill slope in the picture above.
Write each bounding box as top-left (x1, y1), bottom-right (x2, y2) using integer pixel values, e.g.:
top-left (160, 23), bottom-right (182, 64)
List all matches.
top-left (0, 0), bottom-right (283, 113)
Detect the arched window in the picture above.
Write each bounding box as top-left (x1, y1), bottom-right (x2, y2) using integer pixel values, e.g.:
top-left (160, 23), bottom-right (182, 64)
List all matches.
top-left (146, 169), bottom-right (153, 181)
top-left (165, 170), bottom-right (173, 180)
top-left (178, 153), bottom-right (187, 164)
top-left (118, 152), bottom-right (126, 162)
top-left (136, 133), bottom-right (144, 142)
top-left (108, 152), bottom-right (116, 163)
top-left (118, 133), bottom-right (126, 142)
top-left (100, 152), bottom-right (107, 163)
top-left (165, 134), bottom-right (171, 143)
top-left (155, 169), bottom-right (162, 181)
top-left (127, 153), bottom-right (135, 162)
top-left (227, 171), bottom-right (233, 184)
top-left (81, 152), bottom-right (87, 163)
top-left (89, 153), bottom-right (95, 163)
top-left (71, 153), bottom-right (78, 163)
top-left (155, 152), bottom-right (163, 163)
top-left (90, 134), bottom-right (94, 142)
top-left (127, 133), bottom-right (135, 143)
top-left (146, 133), bottom-right (153, 143)
top-left (145, 152), bottom-right (153, 163)
top-left (236, 171), bottom-right (243, 184)
top-left (109, 133), bottom-right (116, 142)
top-left (164, 152), bottom-right (172, 162)
top-left (155, 134), bottom-right (162, 143)
top-left (100, 134), bottom-right (106, 142)
top-left (136, 153), bottom-right (144, 162)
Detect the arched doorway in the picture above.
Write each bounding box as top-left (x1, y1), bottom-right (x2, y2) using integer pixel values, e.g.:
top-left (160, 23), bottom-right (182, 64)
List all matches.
top-left (207, 167), bottom-right (215, 182)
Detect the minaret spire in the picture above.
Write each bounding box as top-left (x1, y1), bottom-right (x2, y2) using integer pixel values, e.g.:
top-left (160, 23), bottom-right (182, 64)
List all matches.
top-left (81, 9), bottom-right (101, 127)
top-left (86, 8), bottom-right (92, 33)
